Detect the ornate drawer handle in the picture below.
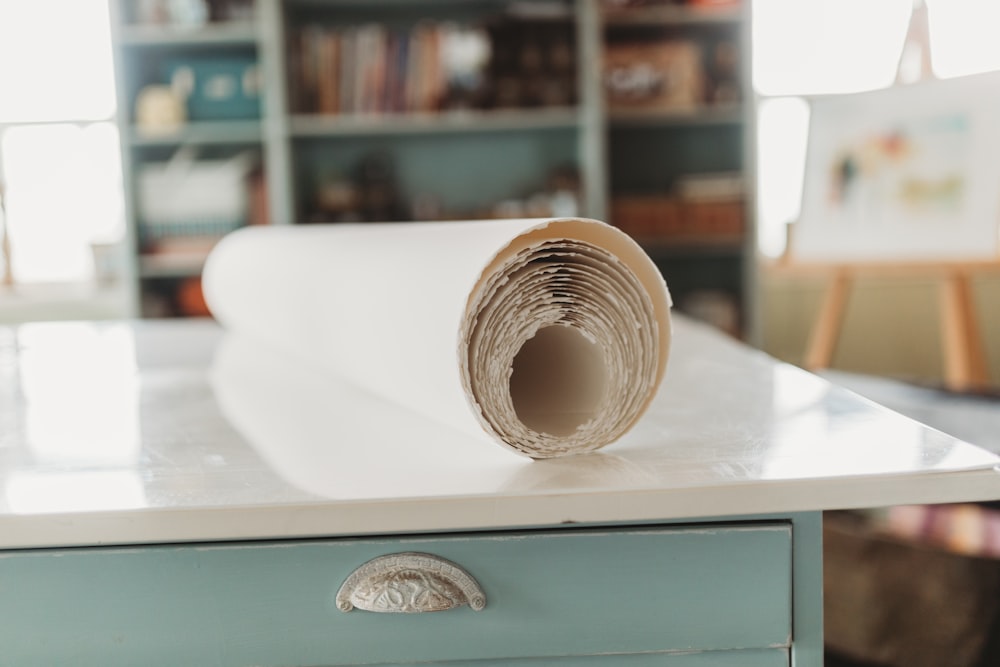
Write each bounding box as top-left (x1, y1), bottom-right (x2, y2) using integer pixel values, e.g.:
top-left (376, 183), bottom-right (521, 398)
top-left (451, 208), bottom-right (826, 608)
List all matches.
top-left (336, 552), bottom-right (486, 613)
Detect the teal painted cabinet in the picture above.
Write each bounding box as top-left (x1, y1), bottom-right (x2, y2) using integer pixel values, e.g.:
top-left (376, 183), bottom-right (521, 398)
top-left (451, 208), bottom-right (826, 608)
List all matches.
top-left (0, 523), bottom-right (792, 666)
top-left (2, 320), bottom-right (998, 665)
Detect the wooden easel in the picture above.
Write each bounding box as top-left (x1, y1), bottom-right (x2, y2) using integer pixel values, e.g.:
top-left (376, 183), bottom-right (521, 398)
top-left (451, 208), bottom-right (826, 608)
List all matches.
top-left (795, 1), bottom-right (999, 392)
top-left (802, 261), bottom-right (998, 392)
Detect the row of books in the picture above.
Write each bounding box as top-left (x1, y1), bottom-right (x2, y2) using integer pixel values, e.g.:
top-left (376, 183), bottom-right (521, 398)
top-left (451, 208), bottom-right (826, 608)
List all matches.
top-left (290, 22), bottom-right (492, 116)
top-left (289, 17), bottom-right (578, 115)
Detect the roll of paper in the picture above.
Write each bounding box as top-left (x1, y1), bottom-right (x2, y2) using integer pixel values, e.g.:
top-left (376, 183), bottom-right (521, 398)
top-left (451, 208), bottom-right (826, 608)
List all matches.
top-left (203, 218), bottom-right (672, 458)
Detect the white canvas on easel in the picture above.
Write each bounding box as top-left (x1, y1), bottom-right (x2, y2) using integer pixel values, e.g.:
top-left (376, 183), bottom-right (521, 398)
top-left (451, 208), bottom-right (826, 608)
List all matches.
top-left (793, 71), bottom-right (1000, 262)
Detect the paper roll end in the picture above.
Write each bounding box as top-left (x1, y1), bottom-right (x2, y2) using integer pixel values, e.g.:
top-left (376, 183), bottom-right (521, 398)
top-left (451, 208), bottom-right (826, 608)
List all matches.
top-left (461, 218), bottom-right (671, 459)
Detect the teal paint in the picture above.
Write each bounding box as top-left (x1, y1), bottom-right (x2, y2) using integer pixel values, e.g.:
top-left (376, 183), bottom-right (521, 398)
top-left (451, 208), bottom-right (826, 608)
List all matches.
top-left (608, 124), bottom-right (744, 193)
top-left (790, 512), bottom-right (825, 667)
top-left (0, 523), bottom-right (791, 667)
top-left (295, 127), bottom-right (578, 217)
top-left (417, 647), bottom-right (789, 666)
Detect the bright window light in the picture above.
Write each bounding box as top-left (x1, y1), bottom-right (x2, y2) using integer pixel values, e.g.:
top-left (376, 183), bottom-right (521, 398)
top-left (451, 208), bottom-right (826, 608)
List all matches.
top-left (926, 0), bottom-right (1000, 78)
top-left (0, 0), bottom-right (116, 123)
top-left (0, 0), bottom-right (123, 287)
top-left (756, 98), bottom-right (810, 258)
top-left (752, 0), bottom-right (912, 97)
top-left (2, 124), bottom-right (124, 283)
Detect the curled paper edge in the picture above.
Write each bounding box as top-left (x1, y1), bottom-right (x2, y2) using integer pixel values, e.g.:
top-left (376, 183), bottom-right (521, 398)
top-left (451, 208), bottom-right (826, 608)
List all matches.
top-left (459, 218), bottom-right (672, 458)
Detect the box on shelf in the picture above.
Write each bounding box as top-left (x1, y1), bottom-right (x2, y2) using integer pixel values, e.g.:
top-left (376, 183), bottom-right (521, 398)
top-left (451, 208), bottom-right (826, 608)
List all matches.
top-left (611, 195), bottom-right (680, 238)
top-left (166, 54), bottom-right (261, 120)
top-left (604, 39), bottom-right (703, 111)
top-left (611, 193), bottom-right (743, 240)
top-left (138, 148), bottom-right (255, 252)
top-left (682, 199), bottom-right (743, 236)
top-left (674, 171), bottom-right (744, 201)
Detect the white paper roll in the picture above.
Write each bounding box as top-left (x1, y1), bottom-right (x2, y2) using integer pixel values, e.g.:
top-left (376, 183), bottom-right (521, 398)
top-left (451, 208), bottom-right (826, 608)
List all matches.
top-left (202, 217), bottom-right (672, 458)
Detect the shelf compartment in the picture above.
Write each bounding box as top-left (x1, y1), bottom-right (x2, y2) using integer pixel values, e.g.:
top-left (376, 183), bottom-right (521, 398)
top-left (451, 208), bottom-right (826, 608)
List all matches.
top-left (289, 108), bottom-right (581, 137)
top-left (293, 127), bottom-right (579, 223)
top-left (119, 23), bottom-right (258, 47)
top-left (609, 123), bottom-right (744, 193)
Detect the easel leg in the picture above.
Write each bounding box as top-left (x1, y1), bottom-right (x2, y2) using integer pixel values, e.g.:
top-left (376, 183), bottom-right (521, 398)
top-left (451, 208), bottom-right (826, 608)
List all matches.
top-left (939, 272), bottom-right (988, 392)
top-left (805, 270), bottom-right (852, 371)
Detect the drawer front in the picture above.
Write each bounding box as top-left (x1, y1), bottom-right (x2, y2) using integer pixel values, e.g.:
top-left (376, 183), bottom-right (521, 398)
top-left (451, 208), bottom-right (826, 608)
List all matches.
top-left (415, 648), bottom-right (788, 667)
top-left (0, 523), bottom-right (791, 666)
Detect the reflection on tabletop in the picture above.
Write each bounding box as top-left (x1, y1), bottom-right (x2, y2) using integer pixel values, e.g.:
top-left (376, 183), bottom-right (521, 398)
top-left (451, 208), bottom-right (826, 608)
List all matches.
top-left (0, 317), bottom-right (997, 518)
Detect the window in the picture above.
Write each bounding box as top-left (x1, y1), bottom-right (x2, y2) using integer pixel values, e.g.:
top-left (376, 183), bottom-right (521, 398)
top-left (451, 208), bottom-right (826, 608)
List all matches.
top-left (0, 0), bottom-right (124, 289)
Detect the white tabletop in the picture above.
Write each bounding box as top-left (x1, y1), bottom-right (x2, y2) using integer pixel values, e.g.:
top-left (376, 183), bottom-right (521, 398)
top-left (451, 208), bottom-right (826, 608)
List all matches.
top-left (0, 317), bottom-right (997, 549)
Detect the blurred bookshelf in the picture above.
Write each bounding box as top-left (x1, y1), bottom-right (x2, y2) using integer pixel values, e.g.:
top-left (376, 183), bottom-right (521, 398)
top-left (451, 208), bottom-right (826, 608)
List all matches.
top-left (110, 0), bottom-right (264, 318)
top-left (110, 0), bottom-right (754, 335)
top-left (603, 0), bottom-right (752, 337)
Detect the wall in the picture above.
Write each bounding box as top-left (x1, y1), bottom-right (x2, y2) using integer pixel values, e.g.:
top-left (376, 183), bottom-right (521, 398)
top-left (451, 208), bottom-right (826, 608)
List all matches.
top-left (760, 271), bottom-right (1000, 386)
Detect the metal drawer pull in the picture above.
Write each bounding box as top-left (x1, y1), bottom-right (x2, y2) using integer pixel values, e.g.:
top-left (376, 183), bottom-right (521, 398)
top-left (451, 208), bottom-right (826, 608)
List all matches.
top-left (336, 552), bottom-right (486, 613)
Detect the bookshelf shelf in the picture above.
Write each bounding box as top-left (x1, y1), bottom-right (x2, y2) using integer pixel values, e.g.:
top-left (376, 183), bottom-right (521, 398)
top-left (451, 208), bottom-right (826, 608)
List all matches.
top-left (130, 121), bottom-right (264, 146)
top-left (633, 236), bottom-right (746, 257)
top-left (119, 23), bottom-right (259, 47)
top-left (289, 108), bottom-right (581, 138)
top-left (608, 105), bottom-right (743, 127)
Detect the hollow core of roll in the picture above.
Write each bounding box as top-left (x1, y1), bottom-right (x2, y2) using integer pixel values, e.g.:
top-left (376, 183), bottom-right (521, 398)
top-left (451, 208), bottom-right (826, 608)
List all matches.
top-left (508, 324), bottom-right (609, 437)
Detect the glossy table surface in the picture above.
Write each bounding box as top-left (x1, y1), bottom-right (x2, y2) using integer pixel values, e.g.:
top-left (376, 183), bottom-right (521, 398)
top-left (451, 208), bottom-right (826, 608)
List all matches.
top-left (0, 317), bottom-right (997, 549)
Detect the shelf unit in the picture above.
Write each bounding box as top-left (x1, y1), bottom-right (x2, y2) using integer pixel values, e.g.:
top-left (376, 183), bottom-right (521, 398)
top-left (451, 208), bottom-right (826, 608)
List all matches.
top-left (110, 0), bottom-right (754, 333)
top-left (130, 120), bottom-right (264, 145)
top-left (110, 0), bottom-right (265, 316)
top-left (602, 1), bottom-right (751, 336)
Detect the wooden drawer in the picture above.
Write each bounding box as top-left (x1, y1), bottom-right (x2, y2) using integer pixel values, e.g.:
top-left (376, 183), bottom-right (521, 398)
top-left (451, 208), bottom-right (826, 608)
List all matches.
top-left (0, 523), bottom-right (791, 666)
